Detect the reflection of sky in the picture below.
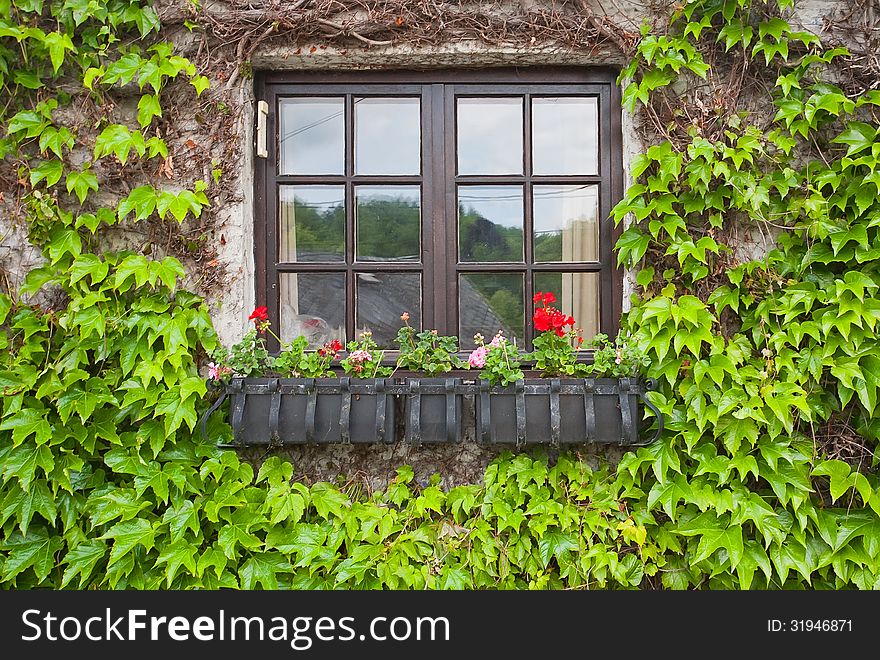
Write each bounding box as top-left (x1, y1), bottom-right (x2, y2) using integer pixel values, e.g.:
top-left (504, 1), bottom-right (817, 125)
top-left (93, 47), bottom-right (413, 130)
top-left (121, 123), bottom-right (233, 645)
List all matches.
top-left (458, 186), bottom-right (523, 228)
top-left (532, 97), bottom-right (598, 175)
top-left (280, 185), bottom-right (344, 211)
top-left (532, 185), bottom-right (598, 234)
top-left (355, 186), bottom-right (420, 206)
top-left (457, 99), bottom-right (523, 175)
top-left (356, 98), bottom-right (421, 175)
top-left (279, 99), bottom-right (345, 175)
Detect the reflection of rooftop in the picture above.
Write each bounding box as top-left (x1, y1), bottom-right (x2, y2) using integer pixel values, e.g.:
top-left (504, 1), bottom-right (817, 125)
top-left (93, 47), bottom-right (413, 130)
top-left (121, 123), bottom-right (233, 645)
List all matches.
top-left (280, 257), bottom-right (510, 347)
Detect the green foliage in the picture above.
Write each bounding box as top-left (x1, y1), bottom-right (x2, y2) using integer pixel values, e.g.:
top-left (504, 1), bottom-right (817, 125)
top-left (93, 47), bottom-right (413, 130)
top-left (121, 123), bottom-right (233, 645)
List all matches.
top-left (471, 332), bottom-right (524, 386)
top-left (340, 331), bottom-right (393, 379)
top-left (394, 315), bottom-right (464, 376)
top-left (3, 0), bottom-right (880, 592)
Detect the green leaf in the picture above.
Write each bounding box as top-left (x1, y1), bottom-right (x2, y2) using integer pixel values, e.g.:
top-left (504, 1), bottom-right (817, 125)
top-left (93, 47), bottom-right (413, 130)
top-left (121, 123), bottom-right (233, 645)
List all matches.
top-left (30, 159), bottom-right (63, 187)
top-left (240, 552), bottom-right (290, 590)
top-left (61, 540), bottom-right (107, 587)
top-left (100, 519), bottom-right (155, 567)
top-left (0, 408), bottom-right (52, 445)
top-left (1, 530), bottom-right (64, 582)
top-left (136, 94), bottom-right (162, 128)
top-left (537, 529), bottom-right (578, 568)
top-left (155, 539), bottom-right (197, 587)
top-left (43, 32), bottom-right (76, 73)
top-left (65, 167), bottom-right (98, 205)
top-left (832, 121), bottom-right (876, 157)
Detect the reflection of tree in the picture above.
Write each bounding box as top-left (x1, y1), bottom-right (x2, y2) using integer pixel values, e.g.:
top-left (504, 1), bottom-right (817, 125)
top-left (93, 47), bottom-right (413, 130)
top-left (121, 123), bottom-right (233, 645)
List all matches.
top-left (534, 231), bottom-right (562, 262)
top-left (289, 199), bottom-right (344, 259)
top-left (459, 206), bottom-right (521, 262)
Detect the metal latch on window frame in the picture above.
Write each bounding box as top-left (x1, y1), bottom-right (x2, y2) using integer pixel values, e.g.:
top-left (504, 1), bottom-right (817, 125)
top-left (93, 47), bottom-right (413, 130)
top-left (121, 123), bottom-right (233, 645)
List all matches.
top-left (256, 100), bottom-right (269, 158)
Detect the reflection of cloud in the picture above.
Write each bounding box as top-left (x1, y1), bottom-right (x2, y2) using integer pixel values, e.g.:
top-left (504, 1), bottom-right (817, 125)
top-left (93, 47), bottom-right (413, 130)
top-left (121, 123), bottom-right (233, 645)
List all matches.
top-left (279, 100), bottom-right (345, 175)
top-left (458, 186), bottom-right (523, 229)
top-left (532, 98), bottom-right (598, 175)
top-left (356, 99), bottom-right (420, 175)
top-left (457, 99), bottom-right (523, 175)
top-left (532, 185), bottom-right (598, 235)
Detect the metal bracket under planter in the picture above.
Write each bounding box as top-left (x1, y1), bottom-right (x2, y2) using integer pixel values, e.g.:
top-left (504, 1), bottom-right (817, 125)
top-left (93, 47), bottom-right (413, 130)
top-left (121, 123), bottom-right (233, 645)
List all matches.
top-left (475, 377), bottom-right (663, 447)
top-left (206, 377), bottom-right (395, 447)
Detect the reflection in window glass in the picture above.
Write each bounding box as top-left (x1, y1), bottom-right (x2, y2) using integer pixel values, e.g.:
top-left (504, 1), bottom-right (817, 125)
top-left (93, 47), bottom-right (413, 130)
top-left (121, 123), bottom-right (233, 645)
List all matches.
top-left (457, 98), bottom-right (523, 175)
top-left (533, 185), bottom-right (599, 263)
top-left (532, 97), bottom-right (598, 175)
top-left (357, 273), bottom-right (421, 348)
top-left (279, 186), bottom-right (345, 263)
top-left (355, 98), bottom-right (421, 175)
top-left (279, 273), bottom-right (346, 346)
top-left (533, 272), bottom-right (600, 340)
top-left (356, 186), bottom-right (421, 262)
top-left (459, 273), bottom-right (523, 348)
top-left (279, 98), bottom-right (345, 175)
top-left (458, 186), bottom-right (524, 263)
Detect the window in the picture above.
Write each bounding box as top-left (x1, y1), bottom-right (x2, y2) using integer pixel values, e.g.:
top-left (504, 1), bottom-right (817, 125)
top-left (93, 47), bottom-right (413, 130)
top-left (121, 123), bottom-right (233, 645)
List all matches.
top-left (254, 69), bottom-right (623, 351)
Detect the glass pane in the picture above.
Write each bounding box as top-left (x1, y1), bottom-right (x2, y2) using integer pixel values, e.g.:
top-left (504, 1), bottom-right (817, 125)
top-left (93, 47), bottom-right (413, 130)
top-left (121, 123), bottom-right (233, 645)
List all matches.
top-left (458, 186), bottom-right (524, 263)
top-left (355, 97), bottom-right (420, 175)
top-left (457, 98), bottom-right (523, 175)
top-left (533, 272), bottom-right (600, 340)
top-left (279, 186), bottom-right (345, 263)
top-left (532, 97), bottom-right (598, 175)
top-left (279, 98), bottom-right (344, 175)
top-left (279, 273), bottom-right (346, 346)
top-left (356, 186), bottom-right (421, 262)
top-left (533, 185), bottom-right (599, 263)
top-left (459, 273), bottom-right (524, 348)
top-left (356, 273), bottom-right (421, 348)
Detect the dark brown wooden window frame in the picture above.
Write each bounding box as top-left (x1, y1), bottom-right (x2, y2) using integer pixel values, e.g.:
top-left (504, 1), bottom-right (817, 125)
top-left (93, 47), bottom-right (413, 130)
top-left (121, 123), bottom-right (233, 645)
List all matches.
top-left (254, 67), bottom-right (624, 354)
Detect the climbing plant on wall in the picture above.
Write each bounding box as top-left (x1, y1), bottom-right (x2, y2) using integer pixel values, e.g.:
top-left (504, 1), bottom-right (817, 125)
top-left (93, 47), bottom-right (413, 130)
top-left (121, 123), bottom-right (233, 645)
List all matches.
top-left (1, 0), bottom-right (880, 589)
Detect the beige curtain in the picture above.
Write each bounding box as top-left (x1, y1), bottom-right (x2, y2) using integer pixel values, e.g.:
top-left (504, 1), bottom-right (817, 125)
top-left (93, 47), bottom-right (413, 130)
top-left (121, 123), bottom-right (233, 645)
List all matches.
top-left (561, 186), bottom-right (600, 338)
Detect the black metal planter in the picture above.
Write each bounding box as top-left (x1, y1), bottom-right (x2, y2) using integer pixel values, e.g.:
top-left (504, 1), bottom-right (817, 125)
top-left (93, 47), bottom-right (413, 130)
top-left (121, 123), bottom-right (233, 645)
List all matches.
top-left (205, 377), bottom-right (395, 446)
top-left (200, 376), bottom-right (663, 447)
top-left (404, 378), bottom-right (465, 445)
top-left (475, 377), bottom-right (662, 447)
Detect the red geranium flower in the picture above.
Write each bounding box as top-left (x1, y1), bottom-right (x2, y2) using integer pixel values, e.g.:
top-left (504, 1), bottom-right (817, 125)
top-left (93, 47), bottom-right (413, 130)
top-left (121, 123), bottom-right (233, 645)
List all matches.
top-left (249, 306), bottom-right (269, 324)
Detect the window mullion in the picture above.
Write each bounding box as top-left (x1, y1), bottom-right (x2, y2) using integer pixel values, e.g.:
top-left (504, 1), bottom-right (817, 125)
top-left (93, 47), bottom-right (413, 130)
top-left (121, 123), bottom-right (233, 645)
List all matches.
top-left (428, 82), bottom-right (452, 335)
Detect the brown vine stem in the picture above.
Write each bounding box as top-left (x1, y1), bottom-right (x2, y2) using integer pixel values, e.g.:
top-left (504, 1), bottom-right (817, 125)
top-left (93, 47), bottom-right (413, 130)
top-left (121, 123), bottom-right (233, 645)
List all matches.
top-left (316, 18), bottom-right (394, 46)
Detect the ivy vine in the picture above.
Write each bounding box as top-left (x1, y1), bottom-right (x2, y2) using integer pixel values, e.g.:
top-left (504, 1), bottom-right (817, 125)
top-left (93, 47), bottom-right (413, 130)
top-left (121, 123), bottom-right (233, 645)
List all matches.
top-left (1, 0), bottom-right (880, 589)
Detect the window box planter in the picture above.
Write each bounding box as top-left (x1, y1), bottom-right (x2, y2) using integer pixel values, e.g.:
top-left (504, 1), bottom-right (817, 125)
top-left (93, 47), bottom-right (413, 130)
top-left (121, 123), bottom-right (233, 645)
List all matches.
top-left (475, 377), bottom-right (662, 447)
top-left (204, 376), bottom-right (395, 446)
top-left (403, 377), bottom-right (465, 445)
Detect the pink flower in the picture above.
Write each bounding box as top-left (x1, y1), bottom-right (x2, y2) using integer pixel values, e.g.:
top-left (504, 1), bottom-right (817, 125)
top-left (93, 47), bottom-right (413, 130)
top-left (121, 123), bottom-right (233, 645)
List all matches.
top-left (348, 350), bottom-right (373, 363)
top-left (208, 362), bottom-right (230, 381)
top-left (489, 332), bottom-right (506, 348)
top-left (468, 346), bottom-right (489, 368)
top-left (615, 347), bottom-right (623, 365)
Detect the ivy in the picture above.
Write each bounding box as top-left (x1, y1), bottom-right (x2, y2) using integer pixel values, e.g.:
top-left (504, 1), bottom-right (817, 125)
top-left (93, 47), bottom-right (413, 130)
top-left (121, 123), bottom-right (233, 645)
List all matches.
top-left (2, 0), bottom-right (880, 591)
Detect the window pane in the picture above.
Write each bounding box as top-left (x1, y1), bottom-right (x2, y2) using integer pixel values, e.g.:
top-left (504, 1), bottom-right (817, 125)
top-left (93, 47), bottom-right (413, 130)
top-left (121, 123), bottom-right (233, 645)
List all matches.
top-left (458, 186), bottom-right (524, 263)
top-left (279, 98), bottom-right (344, 175)
top-left (532, 97), bottom-right (598, 175)
top-left (533, 272), bottom-right (600, 340)
top-left (533, 185), bottom-right (599, 263)
top-left (356, 186), bottom-right (420, 262)
top-left (357, 273), bottom-right (421, 348)
top-left (279, 186), bottom-right (345, 263)
top-left (459, 273), bottom-right (524, 348)
top-left (279, 273), bottom-right (346, 346)
top-left (355, 97), bottom-right (421, 175)
top-left (457, 98), bottom-right (523, 175)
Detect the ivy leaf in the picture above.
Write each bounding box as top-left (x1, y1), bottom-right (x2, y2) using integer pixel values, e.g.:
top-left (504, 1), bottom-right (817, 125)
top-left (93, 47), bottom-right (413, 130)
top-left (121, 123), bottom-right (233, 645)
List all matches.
top-left (310, 483), bottom-right (350, 519)
top-left (43, 32), bottom-right (76, 73)
top-left (155, 539), bottom-right (197, 587)
top-left (537, 529), bottom-right (578, 568)
top-left (190, 75), bottom-right (210, 96)
top-left (94, 124), bottom-right (146, 165)
top-left (162, 500), bottom-right (200, 542)
top-left (240, 552), bottom-right (290, 590)
top-left (30, 159), bottom-right (63, 187)
top-left (1, 530), bottom-right (64, 582)
top-left (65, 167), bottom-right (98, 205)
top-left (154, 389), bottom-right (197, 434)
top-left (2, 444), bottom-right (55, 490)
top-left (136, 94), bottom-right (162, 128)
top-left (61, 540), bottom-right (107, 588)
top-left (0, 408), bottom-right (52, 445)
top-left (832, 121), bottom-right (877, 157)
top-left (100, 518), bottom-right (156, 567)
